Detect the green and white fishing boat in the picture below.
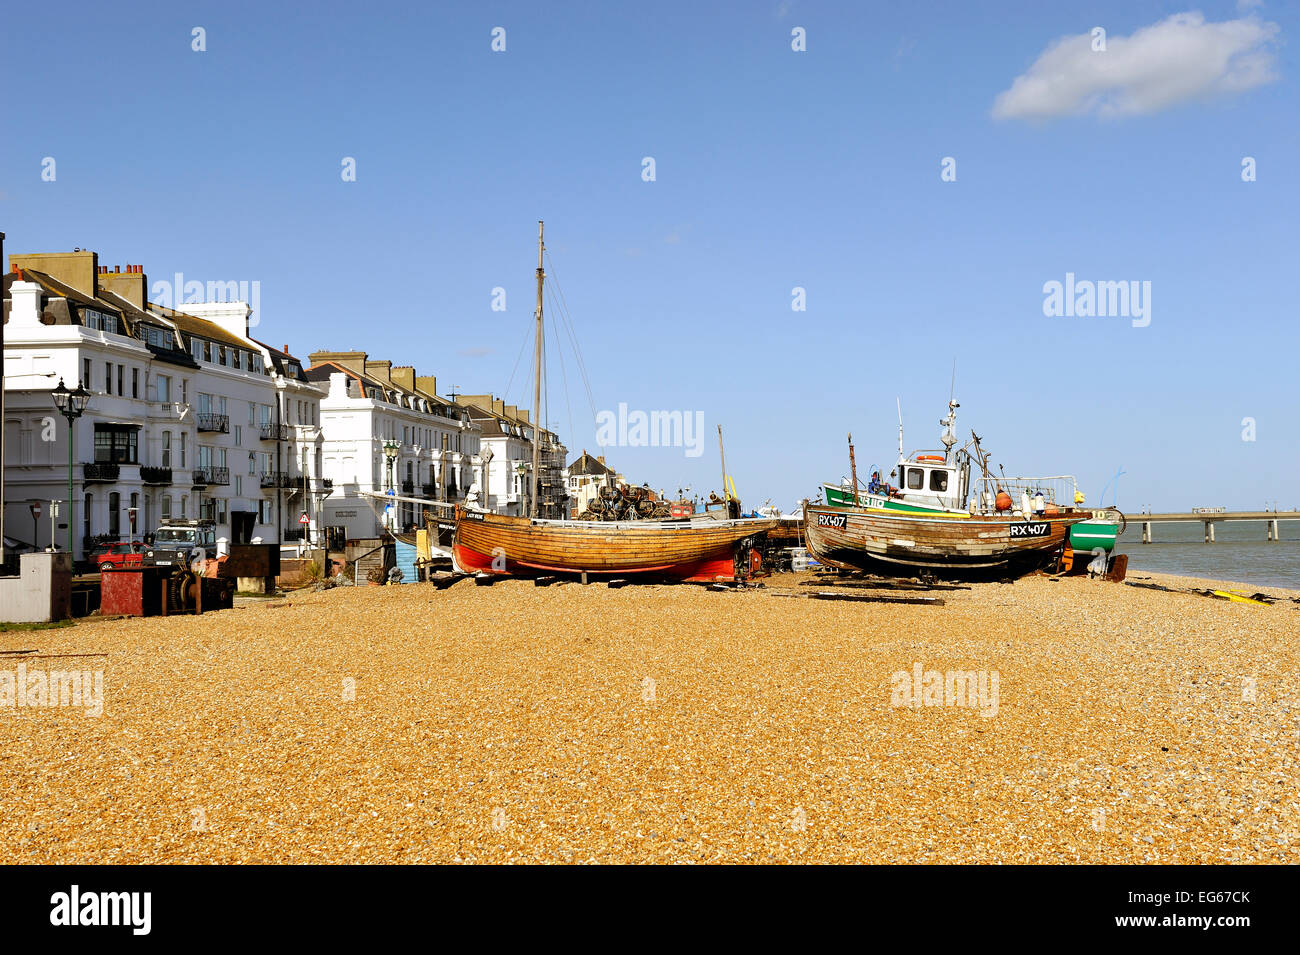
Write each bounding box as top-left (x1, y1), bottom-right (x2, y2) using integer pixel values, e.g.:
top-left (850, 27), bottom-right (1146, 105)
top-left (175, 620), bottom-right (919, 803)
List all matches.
top-left (818, 397), bottom-right (1125, 568)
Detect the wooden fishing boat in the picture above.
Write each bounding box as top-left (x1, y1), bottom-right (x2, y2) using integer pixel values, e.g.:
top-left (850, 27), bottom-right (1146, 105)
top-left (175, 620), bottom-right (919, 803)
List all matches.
top-left (453, 507), bottom-right (777, 581)
top-left (803, 501), bottom-right (1087, 573)
top-left (805, 396), bottom-right (1105, 576)
top-left (452, 222), bottom-right (776, 582)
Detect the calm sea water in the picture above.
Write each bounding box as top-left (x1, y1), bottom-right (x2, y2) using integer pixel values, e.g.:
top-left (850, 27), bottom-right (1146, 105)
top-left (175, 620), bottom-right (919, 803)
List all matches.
top-left (1115, 519), bottom-right (1300, 590)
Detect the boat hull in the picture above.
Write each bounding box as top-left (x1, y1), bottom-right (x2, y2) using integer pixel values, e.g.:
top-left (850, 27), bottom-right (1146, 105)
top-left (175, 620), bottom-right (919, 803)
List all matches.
top-left (453, 508), bottom-right (778, 581)
top-left (803, 503), bottom-right (1089, 576)
top-left (1069, 519), bottom-right (1120, 553)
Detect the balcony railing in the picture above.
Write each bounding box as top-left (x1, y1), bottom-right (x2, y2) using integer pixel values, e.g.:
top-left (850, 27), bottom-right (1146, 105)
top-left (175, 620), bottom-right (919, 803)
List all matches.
top-left (319, 478), bottom-right (334, 492)
top-left (401, 480), bottom-right (415, 494)
top-left (259, 423), bottom-right (289, 441)
top-left (261, 471), bottom-right (292, 488)
top-left (193, 466), bottom-right (230, 486)
top-left (140, 466), bottom-right (172, 485)
top-left (83, 462), bottom-right (121, 482)
top-left (197, 413), bottom-right (230, 433)
top-left (421, 483), bottom-right (436, 498)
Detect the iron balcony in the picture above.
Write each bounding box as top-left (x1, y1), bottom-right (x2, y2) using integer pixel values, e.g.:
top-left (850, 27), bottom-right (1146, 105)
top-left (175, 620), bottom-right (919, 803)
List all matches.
top-left (197, 413), bottom-right (230, 433)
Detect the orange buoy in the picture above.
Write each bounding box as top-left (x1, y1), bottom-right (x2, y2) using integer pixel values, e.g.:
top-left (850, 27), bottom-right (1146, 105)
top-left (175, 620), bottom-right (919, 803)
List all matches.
top-left (995, 491), bottom-right (1013, 511)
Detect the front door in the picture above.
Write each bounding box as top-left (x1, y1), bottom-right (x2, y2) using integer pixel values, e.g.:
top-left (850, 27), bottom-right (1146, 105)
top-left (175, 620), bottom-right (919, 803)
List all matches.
top-left (231, 510), bottom-right (256, 544)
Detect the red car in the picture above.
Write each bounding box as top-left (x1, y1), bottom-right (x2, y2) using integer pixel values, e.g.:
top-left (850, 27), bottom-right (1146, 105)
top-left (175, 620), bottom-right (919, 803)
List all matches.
top-left (92, 541), bottom-right (145, 572)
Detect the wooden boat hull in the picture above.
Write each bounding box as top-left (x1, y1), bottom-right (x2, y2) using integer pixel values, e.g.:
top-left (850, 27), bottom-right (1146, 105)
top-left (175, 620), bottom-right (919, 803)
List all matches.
top-left (803, 503), bottom-right (1090, 576)
top-left (453, 508), bottom-right (778, 581)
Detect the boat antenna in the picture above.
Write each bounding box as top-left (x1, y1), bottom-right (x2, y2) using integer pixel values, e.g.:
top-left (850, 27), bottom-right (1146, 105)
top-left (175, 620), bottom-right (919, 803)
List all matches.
top-left (529, 220), bottom-right (545, 519)
top-left (896, 397), bottom-right (904, 460)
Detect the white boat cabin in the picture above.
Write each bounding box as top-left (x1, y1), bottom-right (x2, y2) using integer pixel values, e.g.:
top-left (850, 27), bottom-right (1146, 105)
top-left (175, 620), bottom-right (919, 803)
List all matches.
top-left (892, 452), bottom-right (969, 512)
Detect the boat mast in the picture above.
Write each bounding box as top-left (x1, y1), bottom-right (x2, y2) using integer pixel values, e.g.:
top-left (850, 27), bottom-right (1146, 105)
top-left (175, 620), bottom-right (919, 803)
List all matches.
top-left (717, 425), bottom-right (727, 501)
top-left (848, 433), bottom-right (860, 505)
top-left (530, 220), bottom-right (544, 519)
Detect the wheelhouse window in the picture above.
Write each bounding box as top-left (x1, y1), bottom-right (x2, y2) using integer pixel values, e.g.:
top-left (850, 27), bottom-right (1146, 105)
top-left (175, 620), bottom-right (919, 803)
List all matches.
top-left (906, 467), bottom-right (923, 490)
top-left (93, 424), bottom-right (139, 464)
top-left (929, 470), bottom-right (949, 492)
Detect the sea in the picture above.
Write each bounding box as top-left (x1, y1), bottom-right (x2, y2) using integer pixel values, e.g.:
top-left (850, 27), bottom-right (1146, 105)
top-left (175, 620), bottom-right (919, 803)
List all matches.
top-left (1115, 519), bottom-right (1300, 590)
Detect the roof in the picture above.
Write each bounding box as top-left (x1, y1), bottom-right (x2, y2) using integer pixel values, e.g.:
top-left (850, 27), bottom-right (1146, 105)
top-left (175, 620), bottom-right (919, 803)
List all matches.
top-left (148, 301), bottom-right (251, 350)
top-left (307, 361), bottom-right (466, 420)
top-left (568, 450), bottom-right (613, 475)
top-left (3, 268), bottom-right (123, 326)
top-left (253, 338), bottom-right (310, 382)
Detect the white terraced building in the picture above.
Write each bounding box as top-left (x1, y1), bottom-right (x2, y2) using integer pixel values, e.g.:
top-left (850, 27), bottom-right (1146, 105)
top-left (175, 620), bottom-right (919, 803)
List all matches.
top-left (305, 352), bottom-right (483, 542)
top-left (2, 249), bottom-right (325, 562)
top-left (452, 395), bottom-right (568, 519)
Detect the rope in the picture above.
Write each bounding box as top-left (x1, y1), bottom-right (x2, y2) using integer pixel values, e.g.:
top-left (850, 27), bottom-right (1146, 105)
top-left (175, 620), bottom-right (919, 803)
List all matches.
top-left (544, 251), bottom-right (602, 449)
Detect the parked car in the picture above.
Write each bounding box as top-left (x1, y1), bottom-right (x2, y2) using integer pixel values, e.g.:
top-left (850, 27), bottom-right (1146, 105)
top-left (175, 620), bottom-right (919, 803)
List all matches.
top-left (90, 541), bottom-right (145, 572)
top-left (142, 520), bottom-right (218, 569)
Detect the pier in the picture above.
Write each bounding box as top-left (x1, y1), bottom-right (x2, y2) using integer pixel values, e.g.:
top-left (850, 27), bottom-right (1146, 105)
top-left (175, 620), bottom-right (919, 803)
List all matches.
top-left (1132, 510), bottom-right (1299, 543)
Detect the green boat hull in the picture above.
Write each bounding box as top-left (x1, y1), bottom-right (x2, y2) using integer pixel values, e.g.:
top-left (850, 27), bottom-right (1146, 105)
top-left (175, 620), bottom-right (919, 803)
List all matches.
top-left (1069, 520), bottom-right (1119, 552)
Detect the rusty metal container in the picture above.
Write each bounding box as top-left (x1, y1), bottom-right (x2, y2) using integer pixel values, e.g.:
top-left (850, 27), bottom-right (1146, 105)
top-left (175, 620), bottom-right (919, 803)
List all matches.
top-left (99, 566), bottom-right (171, 617)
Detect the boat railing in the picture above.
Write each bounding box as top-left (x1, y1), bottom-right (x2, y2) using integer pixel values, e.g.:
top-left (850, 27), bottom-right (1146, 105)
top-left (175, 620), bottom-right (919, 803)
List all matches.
top-left (973, 475), bottom-right (1080, 511)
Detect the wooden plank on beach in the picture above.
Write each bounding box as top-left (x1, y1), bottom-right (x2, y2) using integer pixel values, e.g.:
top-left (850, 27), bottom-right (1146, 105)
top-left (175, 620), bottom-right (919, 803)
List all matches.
top-left (768, 590), bottom-right (945, 606)
top-left (797, 578), bottom-right (968, 592)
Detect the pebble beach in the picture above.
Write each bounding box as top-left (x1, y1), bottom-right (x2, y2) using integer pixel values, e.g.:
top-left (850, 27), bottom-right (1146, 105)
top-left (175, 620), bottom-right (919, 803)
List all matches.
top-left (3, 569), bottom-right (1297, 864)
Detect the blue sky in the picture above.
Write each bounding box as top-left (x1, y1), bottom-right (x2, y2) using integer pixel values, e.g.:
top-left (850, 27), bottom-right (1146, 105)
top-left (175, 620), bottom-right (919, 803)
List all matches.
top-left (3, 0), bottom-right (1296, 511)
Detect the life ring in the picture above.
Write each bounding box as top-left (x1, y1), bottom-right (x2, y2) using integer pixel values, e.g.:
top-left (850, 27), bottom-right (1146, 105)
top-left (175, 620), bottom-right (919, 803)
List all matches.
top-left (916, 455), bottom-right (945, 462)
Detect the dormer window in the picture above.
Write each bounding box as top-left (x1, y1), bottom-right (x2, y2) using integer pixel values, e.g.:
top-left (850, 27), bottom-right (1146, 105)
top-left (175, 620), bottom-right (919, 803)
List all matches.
top-left (84, 309), bottom-right (119, 334)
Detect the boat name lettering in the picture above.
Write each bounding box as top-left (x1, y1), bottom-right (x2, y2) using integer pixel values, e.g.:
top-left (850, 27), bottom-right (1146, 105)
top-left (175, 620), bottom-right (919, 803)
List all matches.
top-left (816, 513), bottom-right (847, 529)
top-left (1008, 521), bottom-right (1050, 538)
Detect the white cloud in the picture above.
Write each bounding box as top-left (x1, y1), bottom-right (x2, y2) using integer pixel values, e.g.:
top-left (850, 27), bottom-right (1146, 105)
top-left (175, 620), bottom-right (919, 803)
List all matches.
top-left (993, 12), bottom-right (1280, 120)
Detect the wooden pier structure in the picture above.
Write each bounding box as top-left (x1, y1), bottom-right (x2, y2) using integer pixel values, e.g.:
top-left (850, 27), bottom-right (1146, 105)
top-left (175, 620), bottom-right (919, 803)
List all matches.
top-left (1132, 510), bottom-right (1298, 543)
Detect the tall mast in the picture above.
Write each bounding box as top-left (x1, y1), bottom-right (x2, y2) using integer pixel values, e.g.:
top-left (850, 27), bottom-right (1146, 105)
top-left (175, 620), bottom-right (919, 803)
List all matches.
top-left (717, 425), bottom-right (727, 500)
top-left (530, 220), bottom-right (544, 518)
top-left (848, 433), bottom-right (860, 505)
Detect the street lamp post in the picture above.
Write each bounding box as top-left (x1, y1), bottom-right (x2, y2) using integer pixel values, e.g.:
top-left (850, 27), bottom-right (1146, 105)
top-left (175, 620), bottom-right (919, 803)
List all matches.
top-left (382, 440), bottom-right (400, 532)
top-left (50, 378), bottom-right (91, 557)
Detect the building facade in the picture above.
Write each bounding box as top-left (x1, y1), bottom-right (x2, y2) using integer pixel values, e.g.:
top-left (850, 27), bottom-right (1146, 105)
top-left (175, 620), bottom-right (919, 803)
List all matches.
top-left (2, 249), bottom-right (323, 560)
top-left (307, 351), bottom-right (483, 542)
top-left (454, 395), bottom-right (568, 519)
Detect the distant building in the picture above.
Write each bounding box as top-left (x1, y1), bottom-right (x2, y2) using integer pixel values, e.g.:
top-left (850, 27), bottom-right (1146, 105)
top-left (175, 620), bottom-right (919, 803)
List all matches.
top-left (454, 395), bottom-right (568, 519)
top-left (565, 449), bottom-right (622, 518)
top-left (3, 250), bottom-right (323, 560)
top-left (306, 352), bottom-right (482, 541)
